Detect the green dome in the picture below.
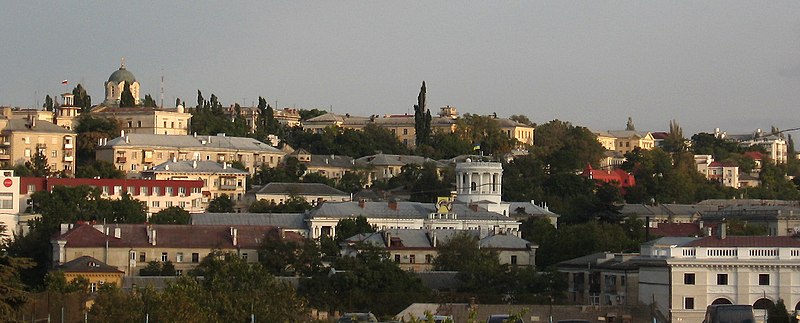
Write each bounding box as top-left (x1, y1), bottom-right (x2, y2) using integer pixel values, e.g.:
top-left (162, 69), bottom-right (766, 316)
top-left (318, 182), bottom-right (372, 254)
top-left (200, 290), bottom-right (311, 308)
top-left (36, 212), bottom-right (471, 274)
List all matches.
top-left (108, 67), bottom-right (136, 84)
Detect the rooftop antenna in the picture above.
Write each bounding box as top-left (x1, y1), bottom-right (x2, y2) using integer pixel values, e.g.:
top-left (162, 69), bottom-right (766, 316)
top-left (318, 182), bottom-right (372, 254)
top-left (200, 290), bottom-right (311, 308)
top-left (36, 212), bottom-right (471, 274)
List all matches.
top-left (160, 68), bottom-right (165, 108)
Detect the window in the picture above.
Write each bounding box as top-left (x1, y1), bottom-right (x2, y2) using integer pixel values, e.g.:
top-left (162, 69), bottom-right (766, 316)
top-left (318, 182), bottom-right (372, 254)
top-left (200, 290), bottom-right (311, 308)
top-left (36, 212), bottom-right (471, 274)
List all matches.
top-left (130, 251), bottom-right (136, 260)
top-left (152, 187), bottom-right (160, 195)
top-left (684, 297), bottom-right (694, 310)
top-left (192, 253), bottom-right (199, 263)
top-left (131, 164), bottom-right (137, 171)
top-left (684, 273), bottom-right (695, 285)
top-left (403, 128), bottom-right (408, 135)
top-left (717, 273), bottom-right (728, 285)
top-left (394, 254), bottom-right (401, 263)
top-left (176, 252), bottom-right (184, 263)
top-left (176, 269), bottom-right (183, 276)
top-left (425, 254), bottom-right (433, 263)
top-left (179, 187), bottom-right (186, 195)
top-left (113, 186), bottom-right (122, 195)
top-left (127, 186), bottom-right (135, 194)
top-left (90, 283), bottom-right (97, 293)
top-left (140, 252), bottom-right (146, 262)
top-left (27, 184), bottom-right (35, 193)
top-left (24, 148), bottom-right (30, 157)
top-left (140, 187), bottom-right (148, 196)
top-left (161, 252), bottom-right (168, 262)
top-left (151, 201), bottom-right (160, 208)
top-left (510, 255), bottom-right (518, 265)
top-left (166, 187), bottom-right (174, 196)
top-left (51, 150), bottom-right (57, 158)
top-left (102, 186), bottom-right (110, 195)
top-left (409, 255), bottom-right (415, 264)
top-left (759, 274), bottom-right (770, 286)
top-left (242, 253), bottom-right (248, 261)
top-left (165, 201), bottom-right (173, 208)
top-left (0, 193), bottom-right (13, 209)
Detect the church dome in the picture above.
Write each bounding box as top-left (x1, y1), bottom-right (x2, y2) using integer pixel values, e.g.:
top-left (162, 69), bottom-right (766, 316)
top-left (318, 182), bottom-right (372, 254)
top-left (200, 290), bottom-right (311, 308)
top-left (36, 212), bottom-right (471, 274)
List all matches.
top-left (108, 66), bottom-right (136, 84)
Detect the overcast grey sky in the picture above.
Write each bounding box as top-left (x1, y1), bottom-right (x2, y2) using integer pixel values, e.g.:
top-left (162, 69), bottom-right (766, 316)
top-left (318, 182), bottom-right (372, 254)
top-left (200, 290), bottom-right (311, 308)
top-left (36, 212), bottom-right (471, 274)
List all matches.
top-left (1, 1), bottom-right (799, 135)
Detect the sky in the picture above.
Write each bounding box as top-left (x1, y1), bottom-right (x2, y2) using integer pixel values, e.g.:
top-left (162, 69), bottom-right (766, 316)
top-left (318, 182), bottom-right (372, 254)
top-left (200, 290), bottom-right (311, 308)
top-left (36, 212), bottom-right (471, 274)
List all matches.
top-left (1, 1), bottom-right (799, 135)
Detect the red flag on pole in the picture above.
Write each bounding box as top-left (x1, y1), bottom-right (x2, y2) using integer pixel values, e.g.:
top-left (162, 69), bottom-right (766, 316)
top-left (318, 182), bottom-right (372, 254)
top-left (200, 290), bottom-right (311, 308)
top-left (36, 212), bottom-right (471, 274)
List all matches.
top-left (61, 80), bottom-right (68, 85)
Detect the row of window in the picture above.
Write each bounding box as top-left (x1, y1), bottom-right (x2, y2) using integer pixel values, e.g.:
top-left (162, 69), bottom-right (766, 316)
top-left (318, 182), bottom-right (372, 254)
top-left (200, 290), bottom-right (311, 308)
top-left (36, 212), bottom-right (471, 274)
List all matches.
top-left (150, 199), bottom-right (202, 209)
top-left (684, 273), bottom-right (770, 286)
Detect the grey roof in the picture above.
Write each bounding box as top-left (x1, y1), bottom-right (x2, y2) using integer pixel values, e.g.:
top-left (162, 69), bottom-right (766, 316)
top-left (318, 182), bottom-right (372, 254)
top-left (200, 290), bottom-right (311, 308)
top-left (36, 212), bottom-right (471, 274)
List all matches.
top-left (191, 212), bottom-right (307, 229)
top-left (355, 153), bottom-right (447, 168)
top-left (619, 203), bottom-right (716, 217)
top-left (343, 229), bottom-right (531, 250)
top-left (108, 66), bottom-right (136, 83)
top-left (295, 152), bottom-right (355, 169)
top-left (58, 256), bottom-right (123, 273)
top-left (556, 252), bottom-right (640, 270)
top-left (1, 118), bottom-right (74, 134)
top-left (101, 133), bottom-right (282, 153)
top-left (310, 201), bottom-right (516, 222)
top-left (507, 201), bottom-right (559, 217)
top-left (144, 160), bottom-right (248, 174)
top-left (122, 276), bottom-right (176, 290)
top-left (253, 182), bottom-right (348, 197)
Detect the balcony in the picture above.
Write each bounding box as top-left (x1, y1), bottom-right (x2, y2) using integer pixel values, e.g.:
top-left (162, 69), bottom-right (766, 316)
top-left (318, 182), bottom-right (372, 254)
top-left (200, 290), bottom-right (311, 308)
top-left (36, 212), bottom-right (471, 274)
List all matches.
top-left (63, 143), bottom-right (73, 149)
top-left (116, 157), bottom-right (127, 163)
top-left (219, 184), bottom-right (237, 190)
top-left (63, 155), bottom-right (73, 162)
top-left (0, 154), bottom-right (9, 160)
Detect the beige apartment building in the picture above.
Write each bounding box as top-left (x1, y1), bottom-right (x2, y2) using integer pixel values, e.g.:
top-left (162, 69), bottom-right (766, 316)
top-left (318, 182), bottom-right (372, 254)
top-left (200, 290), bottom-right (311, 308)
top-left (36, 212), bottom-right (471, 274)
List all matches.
top-left (289, 149), bottom-right (355, 180)
top-left (90, 105), bottom-right (192, 135)
top-left (52, 223), bottom-right (304, 276)
top-left (96, 133), bottom-right (285, 176)
top-left (141, 160), bottom-right (249, 211)
top-left (0, 115), bottom-right (76, 175)
top-left (594, 130), bottom-right (655, 154)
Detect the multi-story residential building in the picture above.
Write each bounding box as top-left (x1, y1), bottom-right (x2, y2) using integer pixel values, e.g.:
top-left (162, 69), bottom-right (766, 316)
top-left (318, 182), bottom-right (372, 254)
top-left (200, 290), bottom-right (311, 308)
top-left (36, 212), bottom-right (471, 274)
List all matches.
top-left (247, 182), bottom-right (350, 206)
top-left (0, 114), bottom-right (76, 175)
top-left (558, 252), bottom-right (640, 307)
top-left (303, 108), bottom-right (532, 149)
top-left (594, 130), bottom-right (655, 154)
top-left (96, 133), bottom-right (285, 175)
top-left (341, 229), bottom-right (536, 272)
top-left (89, 105), bottom-right (192, 136)
top-left (355, 153), bottom-right (448, 185)
top-left (637, 229), bottom-right (800, 323)
top-left (140, 160), bottom-right (248, 211)
top-left (740, 134), bottom-right (788, 164)
top-left (223, 106), bottom-right (302, 133)
top-left (51, 223), bottom-right (304, 276)
top-left (289, 149), bottom-right (355, 180)
top-left (695, 155), bottom-right (740, 188)
top-left (20, 177), bottom-right (205, 216)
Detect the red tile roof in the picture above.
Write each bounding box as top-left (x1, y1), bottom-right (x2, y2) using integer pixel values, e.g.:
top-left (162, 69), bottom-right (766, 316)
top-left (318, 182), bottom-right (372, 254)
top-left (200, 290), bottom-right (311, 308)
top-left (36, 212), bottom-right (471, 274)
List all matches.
top-left (582, 164), bottom-right (636, 187)
top-left (648, 223), bottom-right (703, 237)
top-left (54, 223), bottom-right (304, 249)
top-left (743, 151), bottom-right (764, 160)
top-left (685, 236), bottom-right (800, 247)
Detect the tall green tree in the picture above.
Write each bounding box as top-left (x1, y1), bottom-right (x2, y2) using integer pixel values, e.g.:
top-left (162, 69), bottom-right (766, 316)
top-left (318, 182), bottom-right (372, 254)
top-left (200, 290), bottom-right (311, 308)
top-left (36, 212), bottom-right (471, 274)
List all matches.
top-left (334, 216), bottom-right (375, 242)
top-left (26, 147), bottom-right (51, 177)
top-left (767, 299), bottom-right (791, 323)
top-left (74, 114), bottom-right (122, 164)
top-left (0, 225), bottom-right (33, 318)
top-left (143, 94), bottom-right (157, 107)
top-left (662, 120), bottom-right (687, 153)
top-left (258, 235), bottom-right (322, 276)
top-left (43, 94), bottom-right (54, 111)
top-left (71, 84), bottom-right (92, 113)
top-left (207, 194), bottom-right (234, 213)
top-left (149, 206), bottom-right (191, 224)
top-left (119, 82), bottom-right (135, 107)
top-left (414, 81), bottom-right (432, 147)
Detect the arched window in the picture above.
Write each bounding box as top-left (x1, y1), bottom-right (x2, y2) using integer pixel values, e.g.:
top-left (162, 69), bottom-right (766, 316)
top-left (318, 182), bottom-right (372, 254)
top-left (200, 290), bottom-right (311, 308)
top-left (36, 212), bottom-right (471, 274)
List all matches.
top-left (753, 298), bottom-right (774, 310)
top-left (471, 182), bottom-right (477, 192)
top-left (711, 298), bottom-right (732, 305)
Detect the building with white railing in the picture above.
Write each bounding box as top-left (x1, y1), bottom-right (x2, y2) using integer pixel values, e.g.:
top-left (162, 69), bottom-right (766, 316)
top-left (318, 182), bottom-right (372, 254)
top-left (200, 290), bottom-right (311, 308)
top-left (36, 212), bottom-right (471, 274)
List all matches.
top-left (637, 225), bottom-right (800, 323)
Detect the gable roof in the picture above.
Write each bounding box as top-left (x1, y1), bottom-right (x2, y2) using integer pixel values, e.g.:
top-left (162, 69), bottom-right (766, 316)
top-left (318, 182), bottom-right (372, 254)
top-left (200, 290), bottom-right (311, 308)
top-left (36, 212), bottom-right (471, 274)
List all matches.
top-left (648, 222), bottom-right (704, 237)
top-left (144, 160), bottom-right (248, 174)
top-left (58, 255), bottom-right (123, 274)
top-left (683, 236), bottom-right (800, 248)
top-left (191, 213), bottom-right (307, 229)
top-left (53, 223), bottom-right (303, 249)
top-left (101, 133), bottom-right (282, 153)
top-left (2, 118), bottom-right (74, 134)
top-left (253, 182), bottom-right (348, 197)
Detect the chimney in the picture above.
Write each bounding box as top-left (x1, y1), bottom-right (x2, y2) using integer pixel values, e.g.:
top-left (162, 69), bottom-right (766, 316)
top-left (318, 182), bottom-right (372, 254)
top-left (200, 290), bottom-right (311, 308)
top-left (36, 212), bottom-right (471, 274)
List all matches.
top-left (31, 116), bottom-right (36, 128)
top-left (125, 135), bottom-right (129, 143)
top-left (231, 227), bottom-right (238, 246)
top-left (172, 156), bottom-right (177, 163)
top-left (192, 160), bottom-right (197, 168)
top-left (223, 163), bottom-right (228, 169)
top-left (432, 231), bottom-right (438, 247)
top-left (147, 226), bottom-right (157, 246)
top-left (114, 227), bottom-right (121, 239)
top-left (193, 132), bottom-right (197, 138)
top-left (385, 231), bottom-right (391, 247)
top-left (718, 222), bottom-right (727, 239)
top-left (60, 223), bottom-right (72, 235)
top-left (388, 200), bottom-right (398, 210)
top-left (469, 203), bottom-right (479, 212)
top-left (358, 199), bottom-right (365, 208)
top-left (121, 130), bottom-right (125, 137)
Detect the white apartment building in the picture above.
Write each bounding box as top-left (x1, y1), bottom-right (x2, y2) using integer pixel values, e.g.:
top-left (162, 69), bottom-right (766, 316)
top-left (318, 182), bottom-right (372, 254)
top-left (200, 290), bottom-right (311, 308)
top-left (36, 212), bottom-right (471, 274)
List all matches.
top-left (638, 228), bottom-right (800, 323)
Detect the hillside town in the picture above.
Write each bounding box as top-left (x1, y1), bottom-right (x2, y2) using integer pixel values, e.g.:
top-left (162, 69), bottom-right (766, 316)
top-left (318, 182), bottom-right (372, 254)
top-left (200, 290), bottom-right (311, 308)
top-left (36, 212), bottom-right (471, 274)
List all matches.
top-left (1, 62), bottom-right (800, 323)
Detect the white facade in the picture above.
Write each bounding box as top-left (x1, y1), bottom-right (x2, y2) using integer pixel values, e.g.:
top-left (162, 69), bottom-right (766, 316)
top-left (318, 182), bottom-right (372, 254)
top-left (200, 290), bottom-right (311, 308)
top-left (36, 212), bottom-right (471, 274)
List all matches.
top-left (740, 135), bottom-right (788, 164)
top-left (638, 235), bottom-right (800, 323)
top-left (0, 171), bottom-right (20, 239)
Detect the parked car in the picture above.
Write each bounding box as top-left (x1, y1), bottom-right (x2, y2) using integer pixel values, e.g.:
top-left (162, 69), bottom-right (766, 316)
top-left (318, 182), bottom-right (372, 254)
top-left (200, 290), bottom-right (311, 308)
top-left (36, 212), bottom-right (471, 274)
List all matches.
top-left (703, 304), bottom-right (756, 323)
top-left (337, 312), bottom-right (379, 323)
top-left (487, 314), bottom-right (525, 323)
